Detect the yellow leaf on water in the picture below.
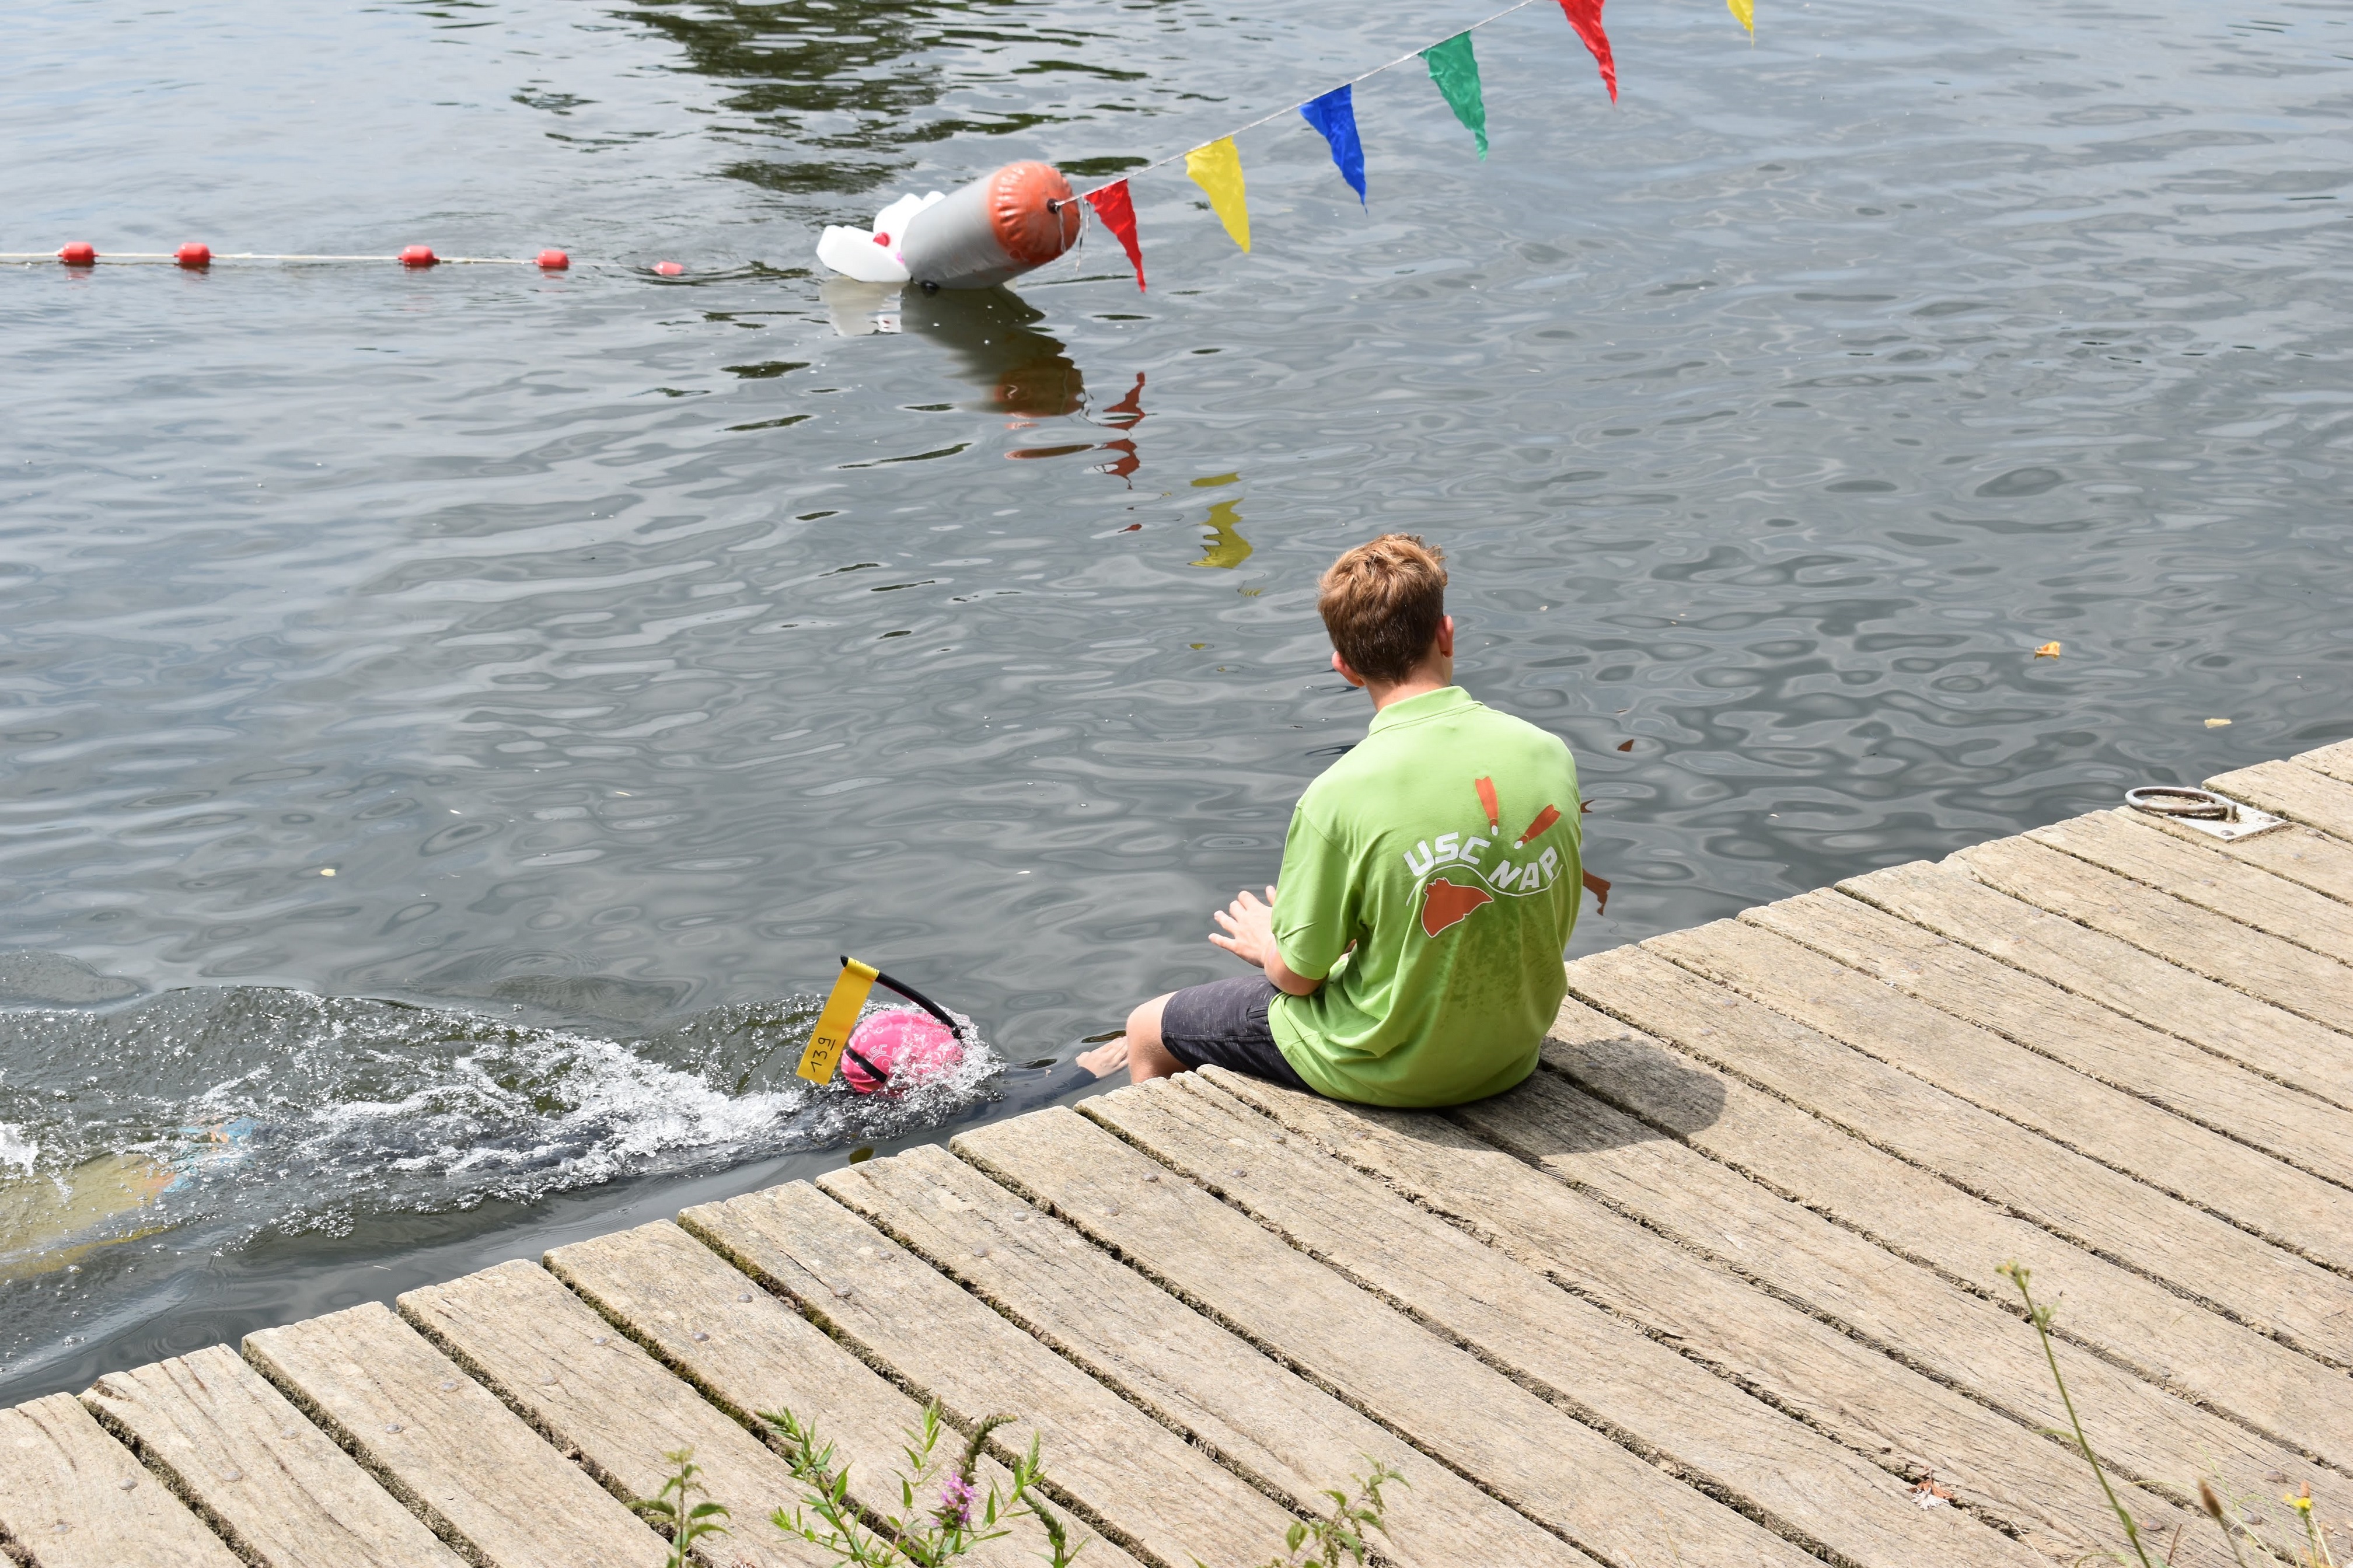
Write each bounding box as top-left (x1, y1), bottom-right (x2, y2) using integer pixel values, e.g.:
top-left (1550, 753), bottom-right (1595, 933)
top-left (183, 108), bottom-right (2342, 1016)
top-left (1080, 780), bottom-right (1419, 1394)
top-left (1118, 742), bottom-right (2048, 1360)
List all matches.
top-left (2205, 717), bottom-right (2233, 728)
top-left (2033, 641), bottom-right (2062, 658)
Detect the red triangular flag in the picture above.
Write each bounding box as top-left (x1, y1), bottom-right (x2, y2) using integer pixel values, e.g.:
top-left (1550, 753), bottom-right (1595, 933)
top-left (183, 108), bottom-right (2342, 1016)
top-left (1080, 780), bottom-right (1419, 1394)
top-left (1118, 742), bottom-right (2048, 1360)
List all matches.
top-left (1554, 0), bottom-right (1618, 102)
top-left (1083, 180), bottom-right (1146, 291)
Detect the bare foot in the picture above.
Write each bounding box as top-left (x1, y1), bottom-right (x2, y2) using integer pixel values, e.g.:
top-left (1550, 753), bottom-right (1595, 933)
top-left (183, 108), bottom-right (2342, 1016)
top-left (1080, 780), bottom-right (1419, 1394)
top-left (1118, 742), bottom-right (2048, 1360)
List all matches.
top-left (1075, 1038), bottom-right (1130, 1078)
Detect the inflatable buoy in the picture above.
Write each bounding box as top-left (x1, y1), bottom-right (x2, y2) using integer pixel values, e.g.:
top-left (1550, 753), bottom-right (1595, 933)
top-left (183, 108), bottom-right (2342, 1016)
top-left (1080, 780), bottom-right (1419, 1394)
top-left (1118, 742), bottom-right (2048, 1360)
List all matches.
top-left (816, 162), bottom-right (1081, 291)
top-left (840, 1007), bottom-right (964, 1096)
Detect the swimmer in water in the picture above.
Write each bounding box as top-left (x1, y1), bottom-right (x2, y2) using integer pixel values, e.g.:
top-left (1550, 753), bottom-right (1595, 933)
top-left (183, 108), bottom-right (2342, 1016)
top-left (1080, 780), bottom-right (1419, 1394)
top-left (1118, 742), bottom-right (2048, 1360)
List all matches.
top-left (0, 1119), bottom-right (258, 1281)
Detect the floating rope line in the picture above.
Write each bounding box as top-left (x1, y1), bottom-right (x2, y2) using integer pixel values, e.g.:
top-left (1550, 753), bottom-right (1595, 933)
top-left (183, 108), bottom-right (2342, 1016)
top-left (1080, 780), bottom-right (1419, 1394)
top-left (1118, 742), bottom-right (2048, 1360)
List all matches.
top-left (7, 242), bottom-right (577, 270)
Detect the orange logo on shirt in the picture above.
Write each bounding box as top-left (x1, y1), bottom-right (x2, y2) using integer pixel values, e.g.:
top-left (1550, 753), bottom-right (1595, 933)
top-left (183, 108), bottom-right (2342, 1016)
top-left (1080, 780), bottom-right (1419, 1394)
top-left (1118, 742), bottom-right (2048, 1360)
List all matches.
top-left (1420, 876), bottom-right (1493, 937)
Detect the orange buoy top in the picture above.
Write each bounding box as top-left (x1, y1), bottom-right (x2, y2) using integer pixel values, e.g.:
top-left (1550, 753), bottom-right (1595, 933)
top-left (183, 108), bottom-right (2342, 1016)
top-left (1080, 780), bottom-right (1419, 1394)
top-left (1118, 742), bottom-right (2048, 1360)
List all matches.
top-left (896, 161), bottom-right (1081, 291)
top-left (986, 161), bottom-right (1081, 267)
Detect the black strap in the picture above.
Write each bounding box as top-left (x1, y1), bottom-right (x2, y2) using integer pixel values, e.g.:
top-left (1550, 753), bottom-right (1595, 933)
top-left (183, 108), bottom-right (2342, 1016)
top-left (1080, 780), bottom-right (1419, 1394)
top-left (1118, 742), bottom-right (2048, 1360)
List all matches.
top-left (839, 956), bottom-right (962, 1033)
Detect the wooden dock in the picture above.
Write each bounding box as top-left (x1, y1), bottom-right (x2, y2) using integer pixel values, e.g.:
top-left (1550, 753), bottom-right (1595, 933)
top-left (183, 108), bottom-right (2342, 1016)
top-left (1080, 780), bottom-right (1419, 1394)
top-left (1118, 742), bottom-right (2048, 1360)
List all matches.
top-left (5, 741), bottom-right (2351, 1568)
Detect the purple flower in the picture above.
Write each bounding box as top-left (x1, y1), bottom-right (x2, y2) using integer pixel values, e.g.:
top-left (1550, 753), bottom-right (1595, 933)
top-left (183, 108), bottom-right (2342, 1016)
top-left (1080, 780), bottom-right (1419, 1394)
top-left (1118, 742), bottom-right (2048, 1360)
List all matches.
top-left (939, 1475), bottom-right (976, 1528)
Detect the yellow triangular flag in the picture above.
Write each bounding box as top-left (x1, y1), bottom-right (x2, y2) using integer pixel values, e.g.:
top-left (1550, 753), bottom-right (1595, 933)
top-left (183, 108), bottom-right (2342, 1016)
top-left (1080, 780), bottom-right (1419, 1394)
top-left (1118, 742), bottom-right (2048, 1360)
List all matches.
top-left (1727, 0), bottom-right (1754, 33)
top-left (1186, 137), bottom-right (1251, 253)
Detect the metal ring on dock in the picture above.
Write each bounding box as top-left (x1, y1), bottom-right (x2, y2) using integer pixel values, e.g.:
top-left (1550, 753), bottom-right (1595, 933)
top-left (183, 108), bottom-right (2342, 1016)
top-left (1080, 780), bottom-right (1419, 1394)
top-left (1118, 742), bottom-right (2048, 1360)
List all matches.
top-left (2124, 785), bottom-right (2236, 822)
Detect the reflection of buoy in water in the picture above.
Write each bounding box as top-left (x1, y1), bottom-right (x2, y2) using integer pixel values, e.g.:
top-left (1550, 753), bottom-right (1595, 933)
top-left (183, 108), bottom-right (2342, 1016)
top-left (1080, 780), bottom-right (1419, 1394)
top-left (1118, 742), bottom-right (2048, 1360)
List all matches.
top-left (816, 163), bottom-right (1080, 291)
top-left (840, 1008), bottom-right (964, 1096)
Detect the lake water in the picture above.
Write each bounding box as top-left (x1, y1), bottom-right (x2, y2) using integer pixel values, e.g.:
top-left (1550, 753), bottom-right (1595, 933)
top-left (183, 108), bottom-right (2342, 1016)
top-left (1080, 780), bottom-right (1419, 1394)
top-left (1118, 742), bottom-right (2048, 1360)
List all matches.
top-left (2, 0), bottom-right (2347, 1405)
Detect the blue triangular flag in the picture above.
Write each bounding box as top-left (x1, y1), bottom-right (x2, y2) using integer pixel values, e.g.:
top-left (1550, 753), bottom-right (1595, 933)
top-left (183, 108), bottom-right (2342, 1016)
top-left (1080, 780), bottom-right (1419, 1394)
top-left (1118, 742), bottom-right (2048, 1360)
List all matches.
top-left (1299, 83), bottom-right (1366, 207)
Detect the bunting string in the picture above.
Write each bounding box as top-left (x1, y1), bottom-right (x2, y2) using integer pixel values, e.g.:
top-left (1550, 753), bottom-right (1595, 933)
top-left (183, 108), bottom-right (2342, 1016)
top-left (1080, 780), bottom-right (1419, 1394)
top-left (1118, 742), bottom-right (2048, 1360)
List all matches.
top-left (1074, 0), bottom-right (1552, 196)
top-left (1070, 0), bottom-right (1748, 292)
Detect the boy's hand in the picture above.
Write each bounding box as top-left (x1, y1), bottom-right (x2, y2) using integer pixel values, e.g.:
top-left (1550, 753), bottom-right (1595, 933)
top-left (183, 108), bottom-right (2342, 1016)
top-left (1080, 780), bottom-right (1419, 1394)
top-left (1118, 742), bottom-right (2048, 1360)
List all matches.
top-left (1211, 886), bottom-right (1320, 996)
top-left (1209, 885), bottom-right (1280, 968)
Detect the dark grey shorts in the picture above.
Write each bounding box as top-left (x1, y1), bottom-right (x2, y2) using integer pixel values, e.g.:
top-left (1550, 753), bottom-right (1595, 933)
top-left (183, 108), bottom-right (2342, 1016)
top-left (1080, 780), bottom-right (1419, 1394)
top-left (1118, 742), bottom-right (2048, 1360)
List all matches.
top-left (1157, 975), bottom-right (1311, 1092)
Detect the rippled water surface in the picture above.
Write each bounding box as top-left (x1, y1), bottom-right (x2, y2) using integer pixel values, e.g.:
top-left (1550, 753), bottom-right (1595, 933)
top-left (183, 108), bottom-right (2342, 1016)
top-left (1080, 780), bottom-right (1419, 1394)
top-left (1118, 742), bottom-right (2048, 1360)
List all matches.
top-left (4, 0), bottom-right (2348, 1401)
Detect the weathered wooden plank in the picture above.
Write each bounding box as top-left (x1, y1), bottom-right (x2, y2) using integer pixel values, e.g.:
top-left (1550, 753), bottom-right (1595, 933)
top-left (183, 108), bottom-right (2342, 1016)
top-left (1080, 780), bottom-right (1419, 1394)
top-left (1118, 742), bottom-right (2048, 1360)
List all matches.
top-left (544, 1221), bottom-right (1111, 1568)
top-left (1200, 1066), bottom-right (2239, 1568)
top-left (1960, 836), bottom-right (2353, 1033)
top-left (820, 1144), bottom-right (1586, 1568)
top-left (1745, 889), bottom-right (2353, 1189)
top-left (1650, 917), bottom-right (2353, 1269)
top-left (242, 1301), bottom-right (666, 1568)
top-left (2301, 739), bottom-right (2353, 786)
top-left (1527, 990), bottom-right (2353, 1461)
top-left (1083, 1075), bottom-right (2069, 1568)
top-left (398, 1260), bottom-right (830, 1568)
top-left (2207, 759), bottom-right (2353, 844)
top-left (1842, 858), bottom-right (2353, 1110)
top-left (1563, 945), bottom-right (2353, 1367)
top-left (2134, 798), bottom-right (2353, 903)
top-left (0, 1391), bottom-right (243, 1568)
top-left (955, 1105), bottom-right (1820, 1568)
top-left (1455, 1032), bottom-right (2336, 1481)
top-left (2025, 811), bottom-right (2353, 964)
top-left (678, 1182), bottom-right (1296, 1568)
top-left (81, 1345), bottom-right (463, 1568)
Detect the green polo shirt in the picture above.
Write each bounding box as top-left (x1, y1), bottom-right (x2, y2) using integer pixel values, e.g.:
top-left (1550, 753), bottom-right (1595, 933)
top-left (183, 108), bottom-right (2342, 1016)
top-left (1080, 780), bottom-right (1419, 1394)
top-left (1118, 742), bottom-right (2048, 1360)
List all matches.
top-left (1268, 686), bottom-right (1582, 1106)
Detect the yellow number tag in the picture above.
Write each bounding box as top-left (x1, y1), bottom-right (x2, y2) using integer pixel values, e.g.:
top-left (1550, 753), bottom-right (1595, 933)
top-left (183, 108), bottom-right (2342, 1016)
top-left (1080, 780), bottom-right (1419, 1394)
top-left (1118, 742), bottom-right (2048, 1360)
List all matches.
top-left (797, 959), bottom-right (878, 1085)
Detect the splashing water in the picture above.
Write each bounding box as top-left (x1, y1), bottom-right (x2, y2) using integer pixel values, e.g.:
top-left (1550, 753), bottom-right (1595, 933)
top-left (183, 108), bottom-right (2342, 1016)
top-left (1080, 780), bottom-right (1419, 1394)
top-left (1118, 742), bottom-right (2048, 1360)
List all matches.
top-left (0, 986), bottom-right (1000, 1281)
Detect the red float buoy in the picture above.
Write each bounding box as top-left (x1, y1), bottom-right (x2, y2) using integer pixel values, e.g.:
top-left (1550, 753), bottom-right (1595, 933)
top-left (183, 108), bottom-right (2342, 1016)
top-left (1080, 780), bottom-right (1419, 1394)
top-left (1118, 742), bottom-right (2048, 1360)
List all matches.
top-left (399, 245), bottom-right (438, 268)
top-left (176, 243), bottom-right (211, 270)
top-left (58, 242), bottom-right (96, 266)
top-left (536, 249), bottom-right (569, 270)
top-left (653, 260), bottom-right (684, 277)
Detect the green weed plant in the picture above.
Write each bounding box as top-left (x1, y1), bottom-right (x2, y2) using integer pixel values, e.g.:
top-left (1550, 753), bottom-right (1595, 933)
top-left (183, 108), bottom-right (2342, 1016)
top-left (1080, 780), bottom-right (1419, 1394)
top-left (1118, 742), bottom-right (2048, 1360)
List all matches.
top-left (762, 1403), bottom-right (1077, 1568)
top-left (635, 1402), bottom-right (1399, 1568)
top-left (631, 1447), bottom-right (732, 1568)
top-left (2002, 1260), bottom-right (2341, 1568)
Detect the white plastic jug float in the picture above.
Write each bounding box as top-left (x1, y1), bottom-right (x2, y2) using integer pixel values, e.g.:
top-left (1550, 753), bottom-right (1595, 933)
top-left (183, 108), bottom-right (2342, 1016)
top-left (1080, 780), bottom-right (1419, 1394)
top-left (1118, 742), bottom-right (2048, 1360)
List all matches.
top-left (816, 161), bottom-right (1082, 290)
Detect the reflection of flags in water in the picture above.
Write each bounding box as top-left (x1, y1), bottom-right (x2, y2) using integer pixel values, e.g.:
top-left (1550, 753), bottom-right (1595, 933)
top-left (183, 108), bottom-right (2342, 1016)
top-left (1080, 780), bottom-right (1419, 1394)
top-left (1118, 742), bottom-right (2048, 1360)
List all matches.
top-left (1095, 374), bottom-right (1147, 480)
top-left (1008, 373), bottom-right (1147, 480)
top-left (1100, 372), bottom-right (1146, 427)
top-left (1096, 438), bottom-right (1139, 481)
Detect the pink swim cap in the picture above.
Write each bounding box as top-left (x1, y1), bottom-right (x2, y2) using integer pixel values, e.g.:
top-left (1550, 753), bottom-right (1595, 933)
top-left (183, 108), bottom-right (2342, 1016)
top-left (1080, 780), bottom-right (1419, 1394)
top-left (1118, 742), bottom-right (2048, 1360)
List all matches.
top-left (842, 1008), bottom-right (963, 1095)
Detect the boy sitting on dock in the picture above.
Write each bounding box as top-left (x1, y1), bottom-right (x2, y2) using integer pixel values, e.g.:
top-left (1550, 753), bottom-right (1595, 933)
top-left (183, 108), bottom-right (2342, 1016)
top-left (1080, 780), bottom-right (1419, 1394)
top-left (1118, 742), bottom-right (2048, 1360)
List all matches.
top-left (1078, 534), bottom-right (1583, 1106)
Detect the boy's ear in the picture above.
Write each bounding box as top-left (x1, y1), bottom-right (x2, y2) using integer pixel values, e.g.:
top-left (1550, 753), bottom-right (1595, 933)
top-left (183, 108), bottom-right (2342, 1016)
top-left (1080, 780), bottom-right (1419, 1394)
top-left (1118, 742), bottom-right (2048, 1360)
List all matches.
top-left (1436, 614), bottom-right (1455, 658)
top-left (1331, 649), bottom-right (1368, 689)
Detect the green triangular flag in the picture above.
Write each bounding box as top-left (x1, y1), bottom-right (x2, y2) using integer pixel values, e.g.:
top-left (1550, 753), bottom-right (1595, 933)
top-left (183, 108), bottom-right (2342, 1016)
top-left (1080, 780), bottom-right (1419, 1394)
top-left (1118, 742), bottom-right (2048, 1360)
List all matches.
top-left (1420, 32), bottom-right (1487, 159)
